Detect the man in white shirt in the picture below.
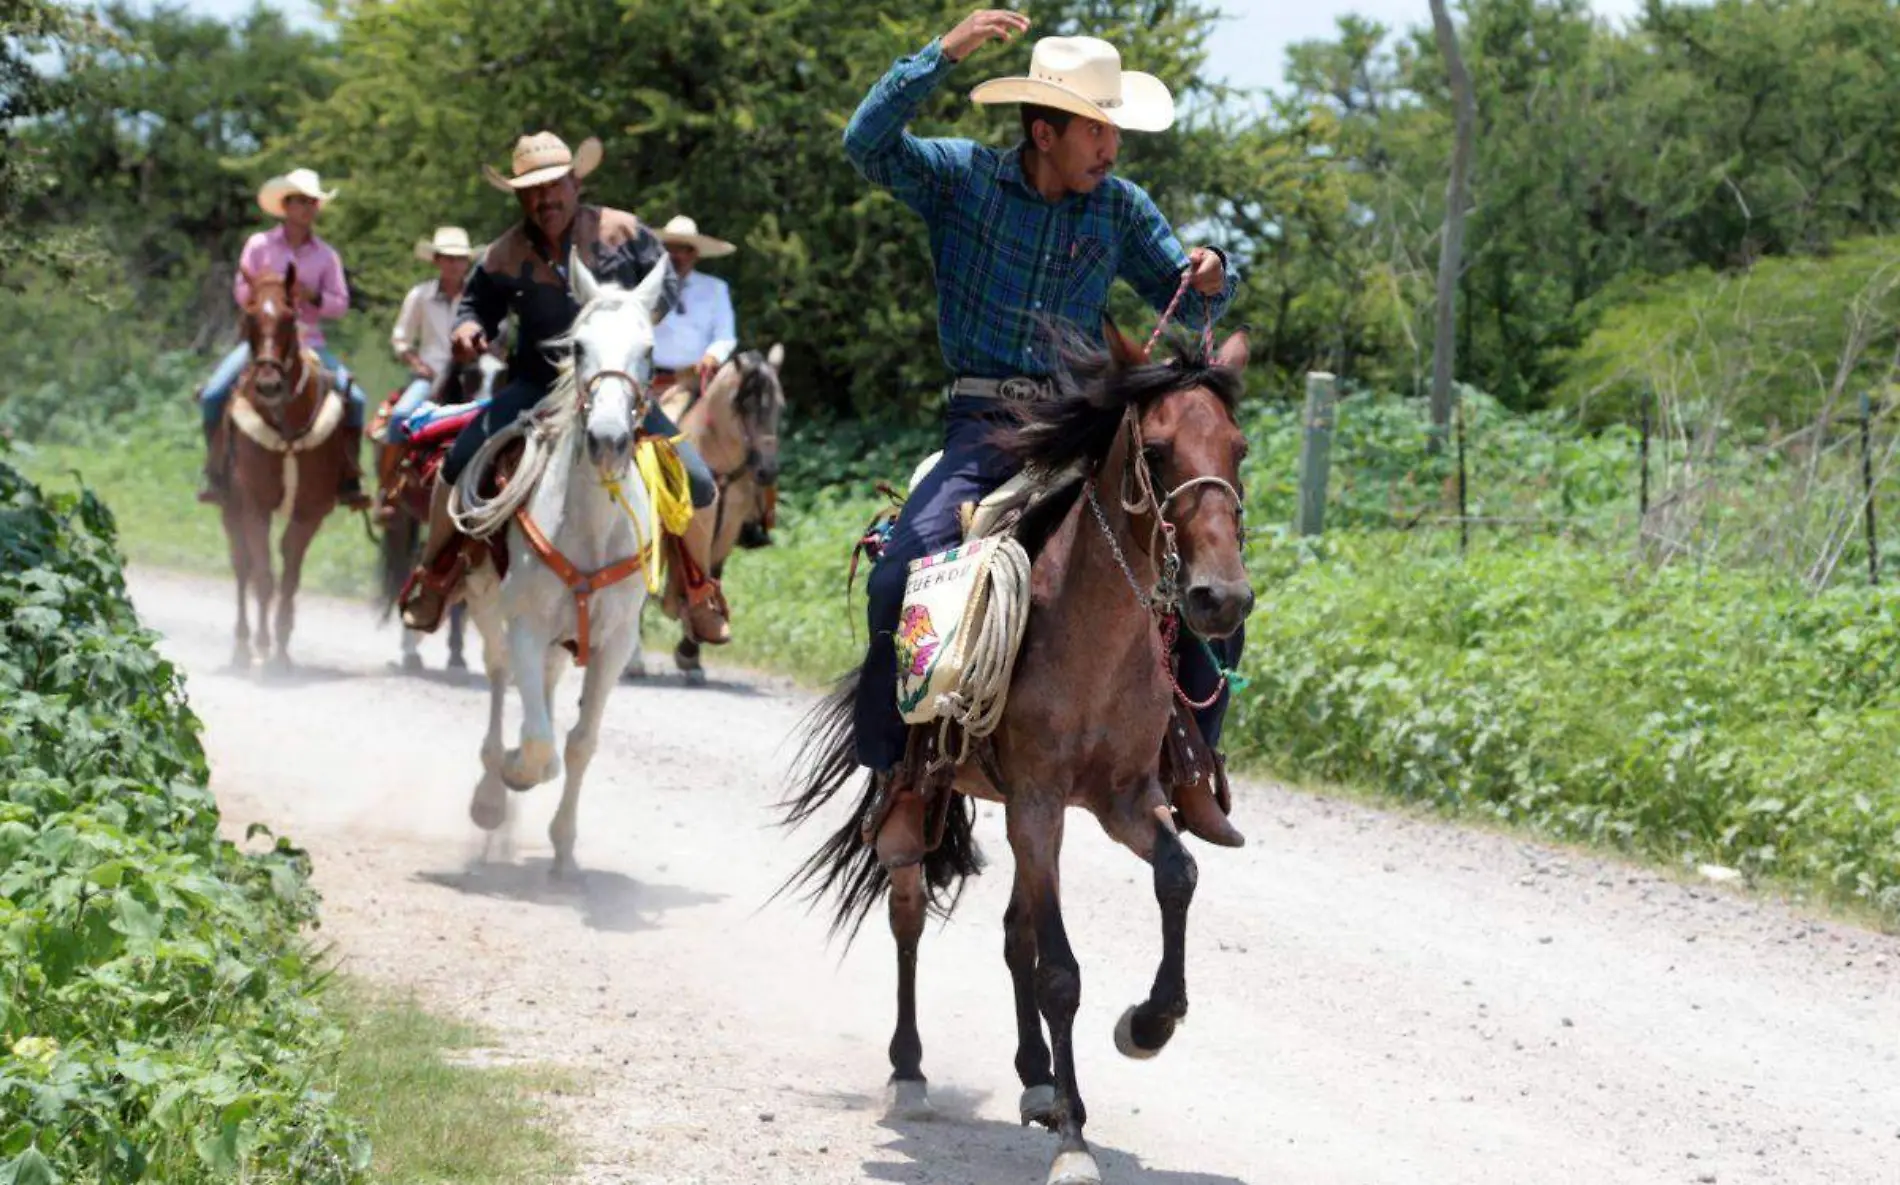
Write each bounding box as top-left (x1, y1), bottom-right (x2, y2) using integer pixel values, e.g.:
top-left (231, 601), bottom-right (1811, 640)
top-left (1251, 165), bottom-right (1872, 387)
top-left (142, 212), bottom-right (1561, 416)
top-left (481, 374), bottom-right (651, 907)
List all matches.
top-left (651, 215), bottom-right (738, 396)
top-left (383, 226), bottom-right (477, 436)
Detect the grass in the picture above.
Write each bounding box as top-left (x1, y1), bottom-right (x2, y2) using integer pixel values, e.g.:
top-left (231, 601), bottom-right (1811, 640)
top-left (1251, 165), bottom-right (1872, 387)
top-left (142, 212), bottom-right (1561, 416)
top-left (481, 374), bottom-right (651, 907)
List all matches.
top-left (15, 419), bottom-right (382, 599)
top-left (330, 982), bottom-right (579, 1185)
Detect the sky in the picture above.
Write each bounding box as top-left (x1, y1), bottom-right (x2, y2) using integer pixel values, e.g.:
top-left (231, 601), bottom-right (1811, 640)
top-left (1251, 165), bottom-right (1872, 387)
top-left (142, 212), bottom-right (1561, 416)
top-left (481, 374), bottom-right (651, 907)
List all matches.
top-left (176, 0), bottom-right (1652, 94)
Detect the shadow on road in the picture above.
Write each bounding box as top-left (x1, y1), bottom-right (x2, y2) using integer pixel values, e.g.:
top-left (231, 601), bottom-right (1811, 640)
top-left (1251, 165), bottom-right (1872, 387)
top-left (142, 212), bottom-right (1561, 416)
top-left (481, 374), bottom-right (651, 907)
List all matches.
top-left (777, 1083), bottom-right (1255, 1185)
top-left (414, 856), bottom-right (726, 934)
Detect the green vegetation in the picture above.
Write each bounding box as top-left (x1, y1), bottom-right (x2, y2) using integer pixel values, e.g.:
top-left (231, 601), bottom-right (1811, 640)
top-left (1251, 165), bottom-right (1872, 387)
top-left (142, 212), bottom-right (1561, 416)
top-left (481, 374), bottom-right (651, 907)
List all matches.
top-left (328, 987), bottom-right (575, 1185)
top-left (0, 446), bottom-right (367, 1181)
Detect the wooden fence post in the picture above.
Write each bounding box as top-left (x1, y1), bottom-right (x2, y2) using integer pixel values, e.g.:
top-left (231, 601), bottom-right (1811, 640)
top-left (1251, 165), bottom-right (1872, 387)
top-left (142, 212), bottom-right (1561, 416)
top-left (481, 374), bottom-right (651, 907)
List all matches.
top-left (1861, 389), bottom-right (1881, 586)
top-left (1296, 372), bottom-right (1338, 537)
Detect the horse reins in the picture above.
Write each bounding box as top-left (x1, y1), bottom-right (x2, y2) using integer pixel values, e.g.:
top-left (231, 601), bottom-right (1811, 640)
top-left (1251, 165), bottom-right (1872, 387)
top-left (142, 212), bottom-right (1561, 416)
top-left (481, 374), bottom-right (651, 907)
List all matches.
top-left (1093, 265), bottom-right (1243, 711)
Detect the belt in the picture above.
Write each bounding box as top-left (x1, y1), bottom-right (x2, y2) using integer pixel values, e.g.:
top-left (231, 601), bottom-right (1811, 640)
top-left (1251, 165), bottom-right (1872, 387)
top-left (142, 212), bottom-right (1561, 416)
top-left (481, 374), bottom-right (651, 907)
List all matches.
top-left (949, 376), bottom-right (1057, 402)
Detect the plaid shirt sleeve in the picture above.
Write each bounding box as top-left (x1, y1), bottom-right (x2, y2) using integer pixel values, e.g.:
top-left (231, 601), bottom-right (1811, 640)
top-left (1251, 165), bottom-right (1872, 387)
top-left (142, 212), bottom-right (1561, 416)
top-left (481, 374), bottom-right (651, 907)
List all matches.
top-left (1116, 181), bottom-right (1238, 329)
top-left (843, 38), bottom-right (968, 218)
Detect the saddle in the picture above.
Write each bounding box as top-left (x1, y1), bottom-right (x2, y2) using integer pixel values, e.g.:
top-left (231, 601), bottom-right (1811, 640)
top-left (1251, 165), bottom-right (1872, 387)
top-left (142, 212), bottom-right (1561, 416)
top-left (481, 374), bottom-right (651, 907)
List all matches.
top-left (859, 453), bottom-right (1242, 863)
top-left (387, 407), bottom-right (522, 627)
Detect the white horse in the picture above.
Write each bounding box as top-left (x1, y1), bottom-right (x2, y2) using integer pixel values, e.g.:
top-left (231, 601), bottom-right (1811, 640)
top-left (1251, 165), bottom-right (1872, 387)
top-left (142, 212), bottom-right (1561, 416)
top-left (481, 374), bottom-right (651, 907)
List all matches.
top-left (459, 249), bottom-right (666, 877)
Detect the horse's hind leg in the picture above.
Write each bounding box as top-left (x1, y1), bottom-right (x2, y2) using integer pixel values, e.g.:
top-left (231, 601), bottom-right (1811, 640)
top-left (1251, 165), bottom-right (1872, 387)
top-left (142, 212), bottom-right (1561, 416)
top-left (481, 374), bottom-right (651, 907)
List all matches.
top-left (273, 514), bottom-right (320, 668)
top-left (885, 861), bottom-right (931, 1118)
top-left (548, 626), bottom-right (633, 878)
top-left (466, 578), bottom-right (511, 834)
top-left (447, 602), bottom-right (468, 669)
top-left (1007, 800), bottom-right (1100, 1185)
top-left (1006, 875), bottom-right (1059, 1129)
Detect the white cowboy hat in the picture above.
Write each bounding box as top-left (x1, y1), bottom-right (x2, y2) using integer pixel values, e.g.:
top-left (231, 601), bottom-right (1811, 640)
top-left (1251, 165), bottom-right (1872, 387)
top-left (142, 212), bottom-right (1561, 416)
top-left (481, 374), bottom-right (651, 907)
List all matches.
top-left (969, 36), bottom-right (1175, 133)
top-left (483, 131), bottom-right (603, 192)
top-left (413, 225), bottom-right (480, 262)
top-left (257, 168), bottom-right (336, 218)
top-left (658, 215), bottom-right (736, 259)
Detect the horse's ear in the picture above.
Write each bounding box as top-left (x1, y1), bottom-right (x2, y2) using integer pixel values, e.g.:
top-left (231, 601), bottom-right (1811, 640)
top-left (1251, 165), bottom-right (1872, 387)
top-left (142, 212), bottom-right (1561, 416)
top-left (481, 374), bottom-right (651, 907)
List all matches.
top-left (1103, 318), bottom-right (1149, 368)
top-left (1214, 330), bottom-right (1250, 372)
top-left (766, 342), bottom-right (784, 372)
top-left (632, 252), bottom-right (670, 323)
top-left (568, 246), bottom-right (602, 306)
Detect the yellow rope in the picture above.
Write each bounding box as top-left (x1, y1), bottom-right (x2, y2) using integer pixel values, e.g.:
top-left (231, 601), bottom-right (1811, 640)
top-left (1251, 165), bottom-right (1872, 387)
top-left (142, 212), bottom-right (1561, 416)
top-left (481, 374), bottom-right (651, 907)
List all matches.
top-left (602, 435), bottom-right (695, 594)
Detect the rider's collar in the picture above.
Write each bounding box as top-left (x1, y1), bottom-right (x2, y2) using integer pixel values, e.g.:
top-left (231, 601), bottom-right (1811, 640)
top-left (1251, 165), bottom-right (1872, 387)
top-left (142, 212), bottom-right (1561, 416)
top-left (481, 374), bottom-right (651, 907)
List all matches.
top-left (1001, 143), bottom-right (1091, 208)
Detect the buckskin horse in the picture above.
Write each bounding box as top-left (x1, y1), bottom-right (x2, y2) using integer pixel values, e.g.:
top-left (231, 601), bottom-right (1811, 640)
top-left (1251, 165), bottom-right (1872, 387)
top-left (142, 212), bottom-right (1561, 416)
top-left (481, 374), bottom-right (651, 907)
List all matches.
top-left (781, 324), bottom-right (1253, 1185)
top-left (391, 250), bottom-right (669, 877)
top-left (627, 345), bottom-right (786, 682)
top-left (214, 264), bottom-right (356, 670)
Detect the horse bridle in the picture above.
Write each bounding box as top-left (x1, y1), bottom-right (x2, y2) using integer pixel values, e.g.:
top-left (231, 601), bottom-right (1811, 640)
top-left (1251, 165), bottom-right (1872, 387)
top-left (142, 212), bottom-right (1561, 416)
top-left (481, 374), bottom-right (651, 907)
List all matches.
top-left (580, 367), bottom-right (650, 425)
top-left (1091, 404), bottom-right (1244, 617)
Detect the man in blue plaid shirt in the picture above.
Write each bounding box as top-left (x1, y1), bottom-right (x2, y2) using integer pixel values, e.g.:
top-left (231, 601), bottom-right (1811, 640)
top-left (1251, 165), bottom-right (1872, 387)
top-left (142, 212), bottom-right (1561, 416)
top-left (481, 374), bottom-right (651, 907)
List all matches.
top-left (848, 8), bottom-right (1245, 847)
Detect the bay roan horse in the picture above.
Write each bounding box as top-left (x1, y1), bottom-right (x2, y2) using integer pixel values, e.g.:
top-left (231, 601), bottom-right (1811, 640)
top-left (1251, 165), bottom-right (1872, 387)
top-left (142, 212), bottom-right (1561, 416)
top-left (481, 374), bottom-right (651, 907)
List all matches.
top-left (453, 250), bottom-right (666, 877)
top-left (630, 344), bottom-right (786, 681)
top-left (781, 326), bottom-right (1253, 1185)
top-left (218, 264), bottom-right (354, 669)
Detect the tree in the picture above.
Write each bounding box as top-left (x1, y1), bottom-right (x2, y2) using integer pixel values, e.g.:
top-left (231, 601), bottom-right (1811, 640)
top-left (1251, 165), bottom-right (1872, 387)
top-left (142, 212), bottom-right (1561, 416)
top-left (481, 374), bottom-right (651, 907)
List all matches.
top-left (1, 0), bottom-right (108, 286)
top-left (277, 0), bottom-right (1245, 418)
top-left (1426, 0), bottom-right (1474, 446)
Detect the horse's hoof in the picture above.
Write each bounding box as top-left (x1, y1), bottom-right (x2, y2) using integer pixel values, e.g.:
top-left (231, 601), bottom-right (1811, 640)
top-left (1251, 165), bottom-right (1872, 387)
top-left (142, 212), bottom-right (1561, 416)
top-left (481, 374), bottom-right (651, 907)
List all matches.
top-left (1114, 1005), bottom-right (1170, 1060)
top-left (401, 652), bottom-right (424, 672)
top-left (469, 790), bottom-right (507, 832)
top-left (1019, 1084), bottom-right (1059, 1129)
top-left (620, 662), bottom-right (648, 682)
top-left (1047, 1149), bottom-right (1102, 1185)
top-left (230, 649), bottom-right (252, 671)
top-left (682, 666), bottom-right (707, 687)
top-left (448, 653), bottom-right (468, 671)
top-left (268, 653), bottom-right (294, 674)
top-left (885, 1077), bottom-right (933, 1121)
top-left (500, 744), bottom-right (559, 791)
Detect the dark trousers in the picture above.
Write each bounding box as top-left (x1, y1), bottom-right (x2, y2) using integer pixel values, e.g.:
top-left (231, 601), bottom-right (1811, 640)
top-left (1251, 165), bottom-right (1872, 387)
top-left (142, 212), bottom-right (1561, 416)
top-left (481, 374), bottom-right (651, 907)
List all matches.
top-left (440, 376), bottom-right (715, 508)
top-left (853, 397), bottom-right (1241, 772)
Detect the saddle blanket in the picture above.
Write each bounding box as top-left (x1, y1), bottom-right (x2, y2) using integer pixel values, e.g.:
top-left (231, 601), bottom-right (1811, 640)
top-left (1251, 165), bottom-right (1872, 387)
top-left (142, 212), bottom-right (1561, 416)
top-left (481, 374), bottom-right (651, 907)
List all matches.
top-left (388, 396), bottom-right (490, 445)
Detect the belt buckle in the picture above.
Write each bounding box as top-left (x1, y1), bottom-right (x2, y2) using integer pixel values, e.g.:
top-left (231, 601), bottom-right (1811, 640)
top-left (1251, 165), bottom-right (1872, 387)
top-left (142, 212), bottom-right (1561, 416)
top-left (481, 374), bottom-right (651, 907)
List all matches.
top-left (998, 377), bottom-right (1042, 403)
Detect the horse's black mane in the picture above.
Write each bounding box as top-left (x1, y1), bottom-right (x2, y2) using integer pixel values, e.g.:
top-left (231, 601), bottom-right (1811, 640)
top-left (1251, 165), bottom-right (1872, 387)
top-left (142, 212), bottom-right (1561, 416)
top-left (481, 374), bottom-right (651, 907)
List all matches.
top-left (730, 348), bottom-right (779, 412)
top-left (994, 327), bottom-right (1241, 478)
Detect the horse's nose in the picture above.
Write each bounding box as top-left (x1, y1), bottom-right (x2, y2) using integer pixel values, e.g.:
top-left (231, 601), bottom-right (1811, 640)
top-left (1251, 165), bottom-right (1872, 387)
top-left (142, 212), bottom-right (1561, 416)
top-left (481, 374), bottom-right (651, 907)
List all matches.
top-left (757, 460), bottom-right (780, 486)
top-left (1184, 579), bottom-right (1254, 638)
top-left (589, 430), bottom-right (632, 466)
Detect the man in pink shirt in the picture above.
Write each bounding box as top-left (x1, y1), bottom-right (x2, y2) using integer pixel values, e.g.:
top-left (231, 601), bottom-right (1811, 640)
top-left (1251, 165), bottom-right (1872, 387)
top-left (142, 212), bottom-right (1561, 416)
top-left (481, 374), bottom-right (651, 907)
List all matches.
top-left (197, 168), bottom-right (370, 507)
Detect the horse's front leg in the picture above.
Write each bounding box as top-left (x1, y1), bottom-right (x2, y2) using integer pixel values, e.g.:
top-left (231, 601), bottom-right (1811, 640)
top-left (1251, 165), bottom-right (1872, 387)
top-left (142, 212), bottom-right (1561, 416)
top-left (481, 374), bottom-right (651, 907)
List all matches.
top-left (222, 503), bottom-right (253, 669)
top-left (548, 616), bottom-right (636, 878)
top-left (272, 513), bottom-right (321, 669)
top-left (466, 574), bottom-right (511, 832)
top-left (1007, 799), bottom-right (1099, 1185)
top-left (1006, 874), bottom-right (1059, 1129)
top-left (242, 506), bottom-right (276, 660)
top-left (1102, 791), bottom-right (1198, 1060)
top-left (500, 606), bottom-right (560, 791)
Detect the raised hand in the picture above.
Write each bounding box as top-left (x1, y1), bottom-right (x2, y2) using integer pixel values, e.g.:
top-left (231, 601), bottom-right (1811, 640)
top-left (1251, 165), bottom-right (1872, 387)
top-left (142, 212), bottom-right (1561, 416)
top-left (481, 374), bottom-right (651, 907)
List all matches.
top-left (943, 8), bottom-right (1031, 63)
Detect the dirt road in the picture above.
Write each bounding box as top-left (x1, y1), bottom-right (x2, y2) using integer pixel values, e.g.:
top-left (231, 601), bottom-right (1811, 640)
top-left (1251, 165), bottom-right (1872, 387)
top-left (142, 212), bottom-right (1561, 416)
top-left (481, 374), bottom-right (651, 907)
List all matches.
top-left (129, 568), bottom-right (1900, 1185)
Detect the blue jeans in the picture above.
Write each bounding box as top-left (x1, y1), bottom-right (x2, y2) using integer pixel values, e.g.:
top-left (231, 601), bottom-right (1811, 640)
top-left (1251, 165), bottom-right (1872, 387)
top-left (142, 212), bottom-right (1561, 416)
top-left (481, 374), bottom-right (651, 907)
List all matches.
top-left (200, 342), bottom-right (366, 431)
top-left (852, 396), bottom-right (1240, 772)
top-left (391, 375), bottom-right (435, 420)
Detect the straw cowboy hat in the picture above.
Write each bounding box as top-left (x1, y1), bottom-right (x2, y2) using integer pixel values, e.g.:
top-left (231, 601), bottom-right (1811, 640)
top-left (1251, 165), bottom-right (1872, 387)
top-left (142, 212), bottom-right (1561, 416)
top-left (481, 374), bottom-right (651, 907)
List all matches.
top-left (658, 215), bottom-right (736, 259)
top-left (413, 226), bottom-right (480, 262)
top-left (483, 131), bottom-right (602, 192)
top-left (969, 36), bottom-right (1175, 133)
top-left (257, 168), bottom-right (336, 217)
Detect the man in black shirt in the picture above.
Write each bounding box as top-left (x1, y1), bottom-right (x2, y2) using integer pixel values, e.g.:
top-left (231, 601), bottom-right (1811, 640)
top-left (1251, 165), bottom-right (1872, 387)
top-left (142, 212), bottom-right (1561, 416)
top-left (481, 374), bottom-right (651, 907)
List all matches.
top-left (400, 133), bottom-right (731, 645)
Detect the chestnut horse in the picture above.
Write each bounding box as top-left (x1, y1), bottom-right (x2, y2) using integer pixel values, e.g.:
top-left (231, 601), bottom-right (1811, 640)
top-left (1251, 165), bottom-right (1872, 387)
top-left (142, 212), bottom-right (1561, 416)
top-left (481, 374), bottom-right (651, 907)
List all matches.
top-left (781, 326), bottom-right (1253, 1185)
top-left (215, 264), bottom-right (354, 669)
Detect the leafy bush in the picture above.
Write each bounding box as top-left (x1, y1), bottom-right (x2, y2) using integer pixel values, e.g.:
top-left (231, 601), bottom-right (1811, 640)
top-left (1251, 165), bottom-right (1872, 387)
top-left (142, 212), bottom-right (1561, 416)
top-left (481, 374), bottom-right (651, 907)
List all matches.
top-left (1558, 237), bottom-right (1900, 431)
top-left (0, 445), bottom-right (367, 1182)
top-left (1232, 532), bottom-right (1900, 917)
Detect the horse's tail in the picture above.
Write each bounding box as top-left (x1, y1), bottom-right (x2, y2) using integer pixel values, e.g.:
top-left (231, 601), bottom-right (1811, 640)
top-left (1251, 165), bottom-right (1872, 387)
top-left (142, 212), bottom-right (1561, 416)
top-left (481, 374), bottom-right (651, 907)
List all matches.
top-left (378, 510), bottom-right (418, 622)
top-left (774, 671), bottom-right (983, 946)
